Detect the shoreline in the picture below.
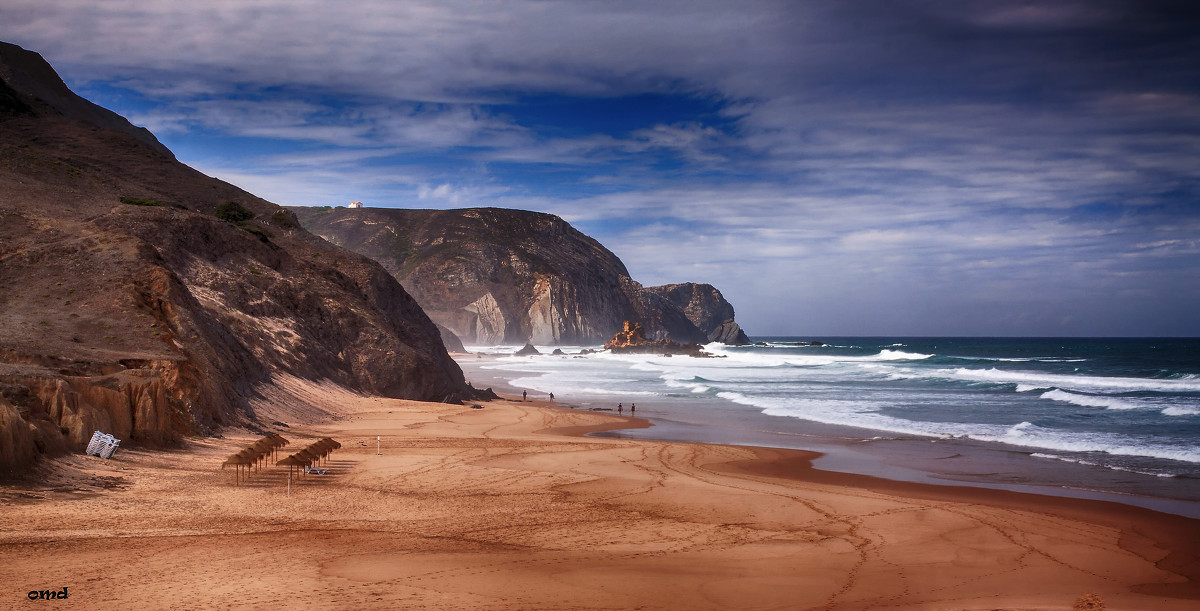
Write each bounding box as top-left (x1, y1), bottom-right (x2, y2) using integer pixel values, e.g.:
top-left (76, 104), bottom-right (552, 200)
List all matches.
top-left (2, 383), bottom-right (1199, 608)
top-left (457, 351), bottom-right (1200, 519)
top-left (539, 398), bottom-right (1200, 600)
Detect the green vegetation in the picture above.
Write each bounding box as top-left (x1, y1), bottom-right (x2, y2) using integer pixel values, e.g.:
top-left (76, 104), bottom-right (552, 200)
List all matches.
top-left (238, 223), bottom-right (274, 244)
top-left (215, 201), bottom-right (254, 222)
top-left (270, 209), bottom-right (299, 228)
top-left (214, 201), bottom-right (273, 243)
top-left (120, 196), bottom-right (164, 207)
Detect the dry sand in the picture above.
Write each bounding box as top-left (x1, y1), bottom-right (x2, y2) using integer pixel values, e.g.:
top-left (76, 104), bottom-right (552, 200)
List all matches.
top-left (2, 384), bottom-right (1198, 610)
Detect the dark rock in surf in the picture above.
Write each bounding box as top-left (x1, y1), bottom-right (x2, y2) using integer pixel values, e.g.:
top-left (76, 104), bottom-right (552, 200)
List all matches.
top-left (515, 343), bottom-right (541, 356)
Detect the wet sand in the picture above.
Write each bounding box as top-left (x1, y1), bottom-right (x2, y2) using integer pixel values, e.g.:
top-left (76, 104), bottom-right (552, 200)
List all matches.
top-left (2, 383), bottom-right (1199, 610)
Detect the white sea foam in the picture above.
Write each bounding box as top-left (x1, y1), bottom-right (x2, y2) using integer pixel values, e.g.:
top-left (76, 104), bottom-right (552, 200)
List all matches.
top-left (1016, 384), bottom-right (1050, 392)
top-left (1030, 453), bottom-right (1177, 477)
top-left (1041, 389), bottom-right (1141, 410)
top-left (733, 391), bottom-right (1200, 465)
top-left (876, 349), bottom-right (933, 360)
top-left (972, 422), bottom-right (1200, 464)
top-left (1163, 406), bottom-right (1200, 416)
top-left (934, 367), bottom-right (1200, 393)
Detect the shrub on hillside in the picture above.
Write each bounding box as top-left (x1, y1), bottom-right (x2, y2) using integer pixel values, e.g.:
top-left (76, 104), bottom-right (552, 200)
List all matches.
top-left (270, 209), bottom-right (299, 228)
top-left (215, 201), bottom-right (254, 222)
top-left (120, 196), bottom-right (163, 207)
top-left (238, 223), bottom-right (274, 244)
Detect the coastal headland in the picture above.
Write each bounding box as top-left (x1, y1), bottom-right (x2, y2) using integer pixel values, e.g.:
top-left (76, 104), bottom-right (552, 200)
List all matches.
top-left (2, 379), bottom-right (1197, 610)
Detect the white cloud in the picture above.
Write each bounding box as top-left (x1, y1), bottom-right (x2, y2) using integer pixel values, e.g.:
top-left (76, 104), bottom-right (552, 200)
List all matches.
top-left (5, 0), bottom-right (1198, 334)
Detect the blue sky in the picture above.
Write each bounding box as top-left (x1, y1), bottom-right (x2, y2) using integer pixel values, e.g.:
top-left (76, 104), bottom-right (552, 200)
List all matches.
top-left (6, 1), bottom-right (1200, 336)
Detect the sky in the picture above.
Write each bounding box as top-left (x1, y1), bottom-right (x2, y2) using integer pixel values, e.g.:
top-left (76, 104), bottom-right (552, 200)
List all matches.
top-left (5, 0), bottom-right (1200, 336)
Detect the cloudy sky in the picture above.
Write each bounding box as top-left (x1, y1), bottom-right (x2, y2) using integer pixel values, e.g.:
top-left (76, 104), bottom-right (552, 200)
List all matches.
top-left (6, 1), bottom-right (1199, 336)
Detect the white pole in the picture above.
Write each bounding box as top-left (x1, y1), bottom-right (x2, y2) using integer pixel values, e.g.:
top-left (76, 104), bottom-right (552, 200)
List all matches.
top-left (376, 435), bottom-right (381, 455)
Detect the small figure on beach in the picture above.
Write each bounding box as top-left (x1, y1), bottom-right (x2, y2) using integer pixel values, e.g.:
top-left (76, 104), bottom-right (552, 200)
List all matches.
top-left (631, 403), bottom-right (635, 414)
top-left (618, 403), bottom-right (623, 414)
top-left (523, 390), bottom-right (527, 401)
top-left (549, 392), bottom-right (554, 401)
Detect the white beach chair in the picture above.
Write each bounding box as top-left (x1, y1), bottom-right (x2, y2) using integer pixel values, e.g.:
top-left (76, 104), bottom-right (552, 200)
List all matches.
top-left (100, 437), bottom-right (120, 459)
top-left (86, 431), bottom-right (105, 456)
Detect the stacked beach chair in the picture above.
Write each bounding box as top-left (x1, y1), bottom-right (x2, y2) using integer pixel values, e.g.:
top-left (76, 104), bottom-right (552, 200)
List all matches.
top-left (85, 431), bottom-right (121, 459)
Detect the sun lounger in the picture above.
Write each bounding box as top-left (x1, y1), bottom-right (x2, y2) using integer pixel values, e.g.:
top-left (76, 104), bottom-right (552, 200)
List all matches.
top-left (304, 465), bottom-right (327, 475)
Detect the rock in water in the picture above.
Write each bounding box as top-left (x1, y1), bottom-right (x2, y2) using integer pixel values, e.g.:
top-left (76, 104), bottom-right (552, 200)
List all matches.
top-left (644, 284), bottom-right (750, 344)
top-left (707, 320), bottom-right (751, 345)
top-left (515, 343), bottom-right (541, 356)
top-left (604, 322), bottom-right (708, 357)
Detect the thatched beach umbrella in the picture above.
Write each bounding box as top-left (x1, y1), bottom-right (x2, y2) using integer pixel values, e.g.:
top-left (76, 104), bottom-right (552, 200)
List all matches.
top-left (222, 452), bottom-right (256, 485)
top-left (305, 440), bottom-right (334, 464)
top-left (307, 438), bottom-right (341, 464)
top-left (292, 449), bottom-right (320, 474)
top-left (265, 433), bottom-right (289, 461)
top-left (277, 454), bottom-right (308, 496)
top-left (247, 440), bottom-right (274, 469)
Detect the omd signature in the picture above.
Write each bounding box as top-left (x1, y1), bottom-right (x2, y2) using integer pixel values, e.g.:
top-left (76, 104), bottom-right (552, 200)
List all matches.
top-left (27, 587), bottom-right (69, 601)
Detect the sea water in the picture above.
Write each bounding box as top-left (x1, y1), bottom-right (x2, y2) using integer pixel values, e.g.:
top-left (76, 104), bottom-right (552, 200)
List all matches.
top-left (463, 338), bottom-right (1200, 514)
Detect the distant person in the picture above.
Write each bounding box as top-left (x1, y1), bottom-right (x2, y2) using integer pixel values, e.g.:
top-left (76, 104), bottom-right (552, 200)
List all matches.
top-left (618, 403), bottom-right (623, 415)
top-left (523, 390), bottom-right (527, 401)
top-left (549, 392), bottom-right (555, 401)
top-left (631, 403), bottom-right (636, 415)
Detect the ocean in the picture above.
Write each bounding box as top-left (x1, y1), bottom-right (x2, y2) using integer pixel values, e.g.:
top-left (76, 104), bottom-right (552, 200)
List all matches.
top-left (459, 337), bottom-right (1200, 517)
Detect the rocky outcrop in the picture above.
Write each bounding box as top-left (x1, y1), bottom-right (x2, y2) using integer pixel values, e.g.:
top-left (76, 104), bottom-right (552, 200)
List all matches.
top-left (644, 283), bottom-right (750, 345)
top-left (707, 320), bottom-right (751, 345)
top-left (293, 207), bottom-right (749, 346)
top-left (604, 321), bottom-right (708, 357)
top-left (0, 42), bottom-right (476, 476)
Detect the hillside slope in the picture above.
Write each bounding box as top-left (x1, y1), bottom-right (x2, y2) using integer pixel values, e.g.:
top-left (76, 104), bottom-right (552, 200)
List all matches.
top-left (0, 42), bottom-right (472, 475)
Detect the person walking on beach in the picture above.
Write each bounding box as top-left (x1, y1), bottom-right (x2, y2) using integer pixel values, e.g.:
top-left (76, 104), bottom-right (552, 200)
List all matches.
top-left (549, 392), bottom-right (554, 401)
top-left (617, 403), bottom-right (623, 415)
top-left (522, 390), bottom-right (527, 401)
top-left (631, 403), bottom-right (635, 415)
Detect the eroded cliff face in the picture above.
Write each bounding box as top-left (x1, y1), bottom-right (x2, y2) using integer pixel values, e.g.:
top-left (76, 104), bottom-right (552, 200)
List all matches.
top-left (0, 42), bottom-right (473, 477)
top-left (293, 206), bottom-right (748, 346)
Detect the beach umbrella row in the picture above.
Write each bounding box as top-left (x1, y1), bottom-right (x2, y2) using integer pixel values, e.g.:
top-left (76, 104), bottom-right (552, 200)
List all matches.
top-left (279, 438), bottom-right (342, 483)
top-left (222, 433), bottom-right (290, 485)
top-left (284, 438), bottom-right (342, 472)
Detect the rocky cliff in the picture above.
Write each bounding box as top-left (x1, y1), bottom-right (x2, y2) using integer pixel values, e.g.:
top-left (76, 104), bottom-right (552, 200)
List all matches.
top-left (292, 206), bottom-right (750, 346)
top-left (0, 42), bottom-right (473, 477)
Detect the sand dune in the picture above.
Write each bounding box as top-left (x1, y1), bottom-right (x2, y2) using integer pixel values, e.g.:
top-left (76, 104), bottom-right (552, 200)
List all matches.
top-left (2, 387), bottom-right (1197, 610)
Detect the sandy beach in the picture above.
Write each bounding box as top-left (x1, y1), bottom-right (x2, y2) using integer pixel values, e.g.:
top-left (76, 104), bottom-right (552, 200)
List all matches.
top-left (2, 382), bottom-right (1199, 610)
